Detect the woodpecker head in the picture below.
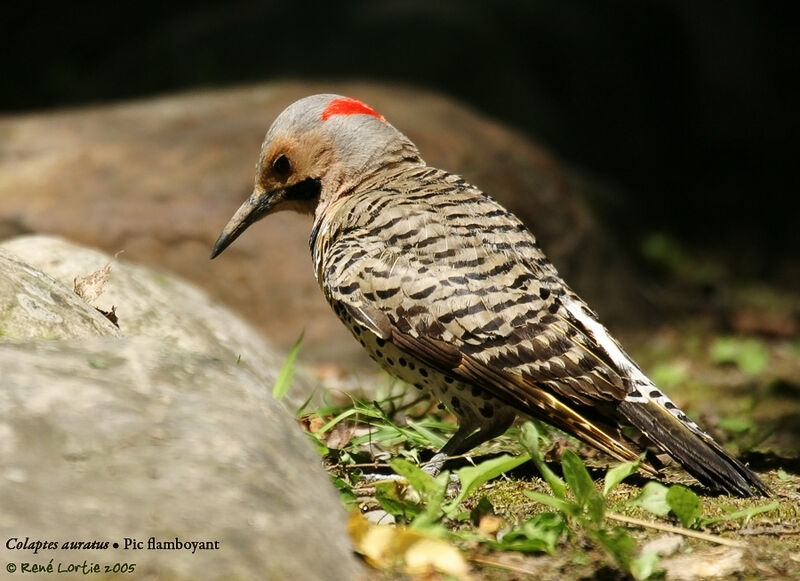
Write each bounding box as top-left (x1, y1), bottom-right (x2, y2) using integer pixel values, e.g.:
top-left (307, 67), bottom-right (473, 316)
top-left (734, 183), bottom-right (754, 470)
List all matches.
top-left (210, 94), bottom-right (422, 258)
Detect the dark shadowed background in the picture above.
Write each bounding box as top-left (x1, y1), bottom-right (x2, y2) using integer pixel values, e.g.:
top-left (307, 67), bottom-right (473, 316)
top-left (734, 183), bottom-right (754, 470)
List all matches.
top-left (2, 0), bottom-right (797, 286)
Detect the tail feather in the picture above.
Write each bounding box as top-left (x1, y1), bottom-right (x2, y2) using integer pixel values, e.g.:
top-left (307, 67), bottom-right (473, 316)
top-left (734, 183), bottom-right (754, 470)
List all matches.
top-left (618, 399), bottom-right (770, 497)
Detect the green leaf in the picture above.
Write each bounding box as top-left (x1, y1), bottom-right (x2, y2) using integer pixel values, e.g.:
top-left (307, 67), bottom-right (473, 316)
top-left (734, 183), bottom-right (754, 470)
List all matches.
top-left (273, 331), bottom-right (304, 400)
top-left (294, 388), bottom-right (317, 416)
top-left (470, 495), bottom-right (495, 524)
top-left (305, 432), bottom-right (330, 456)
top-left (588, 527), bottom-right (635, 570)
top-left (666, 485), bottom-right (703, 528)
top-left (650, 362), bottom-right (689, 390)
top-left (519, 421), bottom-right (566, 499)
top-left (700, 500), bottom-right (780, 526)
top-left (561, 449), bottom-right (596, 506)
top-left (603, 457), bottom-right (643, 497)
top-left (444, 453), bottom-right (530, 515)
top-left (389, 458), bottom-right (438, 497)
top-left (630, 551), bottom-right (660, 581)
top-left (405, 420), bottom-right (448, 449)
top-left (630, 482), bottom-right (670, 517)
top-left (710, 336), bottom-right (768, 376)
top-left (523, 490), bottom-right (577, 516)
top-left (494, 512), bottom-right (566, 554)
top-left (587, 491), bottom-right (607, 524)
top-left (416, 472), bottom-right (450, 528)
top-left (374, 481), bottom-right (421, 522)
top-left (330, 475), bottom-right (357, 505)
top-left (717, 416), bottom-right (756, 435)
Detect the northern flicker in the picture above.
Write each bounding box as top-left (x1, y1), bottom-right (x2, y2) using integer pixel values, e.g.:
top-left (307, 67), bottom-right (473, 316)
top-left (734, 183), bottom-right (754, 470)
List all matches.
top-left (211, 94), bottom-right (768, 497)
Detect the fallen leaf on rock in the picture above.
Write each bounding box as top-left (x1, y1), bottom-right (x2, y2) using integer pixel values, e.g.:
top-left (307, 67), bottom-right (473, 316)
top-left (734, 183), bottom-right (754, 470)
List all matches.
top-left (73, 262), bottom-right (119, 326)
top-left (98, 305), bottom-right (119, 327)
top-left (74, 262), bottom-right (112, 304)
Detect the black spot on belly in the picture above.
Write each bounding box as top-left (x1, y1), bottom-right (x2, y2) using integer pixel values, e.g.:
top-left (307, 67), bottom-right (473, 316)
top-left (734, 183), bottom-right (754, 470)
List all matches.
top-left (419, 368), bottom-right (429, 378)
top-left (375, 350), bottom-right (383, 358)
top-left (376, 338), bottom-right (386, 348)
top-left (353, 326), bottom-right (361, 335)
top-left (470, 385), bottom-right (482, 397)
top-left (359, 339), bottom-right (366, 347)
top-left (479, 403), bottom-right (494, 418)
top-left (444, 376), bottom-right (454, 384)
top-left (649, 389), bottom-right (662, 398)
top-left (451, 396), bottom-right (462, 412)
top-left (414, 383), bottom-right (423, 390)
top-left (664, 401), bottom-right (676, 410)
top-left (408, 362), bottom-right (416, 370)
top-left (399, 357), bottom-right (407, 367)
top-left (386, 357), bottom-right (394, 366)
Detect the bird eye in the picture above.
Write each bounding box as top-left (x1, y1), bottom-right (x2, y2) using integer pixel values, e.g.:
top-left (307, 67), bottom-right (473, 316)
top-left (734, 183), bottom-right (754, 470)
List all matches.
top-left (272, 154), bottom-right (292, 176)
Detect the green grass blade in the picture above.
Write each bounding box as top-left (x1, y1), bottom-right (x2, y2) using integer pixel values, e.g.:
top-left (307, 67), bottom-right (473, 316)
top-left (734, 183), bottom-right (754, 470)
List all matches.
top-left (390, 458), bottom-right (438, 496)
top-left (273, 331), bottom-right (304, 400)
top-left (405, 420), bottom-right (448, 449)
top-left (699, 500), bottom-right (780, 526)
top-left (523, 490), bottom-right (577, 515)
top-left (444, 453), bottom-right (530, 515)
top-left (519, 422), bottom-right (567, 499)
top-left (603, 456), bottom-right (643, 497)
top-left (561, 449), bottom-right (596, 506)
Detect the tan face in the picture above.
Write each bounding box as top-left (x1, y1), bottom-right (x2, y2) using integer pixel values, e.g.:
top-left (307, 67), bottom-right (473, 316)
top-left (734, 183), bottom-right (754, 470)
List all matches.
top-left (253, 131), bottom-right (334, 216)
top-left (209, 132), bottom-right (329, 259)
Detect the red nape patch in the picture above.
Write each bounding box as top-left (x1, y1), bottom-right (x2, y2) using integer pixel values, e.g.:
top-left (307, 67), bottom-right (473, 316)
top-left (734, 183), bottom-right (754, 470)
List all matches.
top-left (321, 97), bottom-right (386, 122)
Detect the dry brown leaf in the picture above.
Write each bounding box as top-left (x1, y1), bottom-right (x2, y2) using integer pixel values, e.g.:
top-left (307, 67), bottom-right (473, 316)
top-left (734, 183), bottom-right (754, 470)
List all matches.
top-left (326, 421), bottom-right (356, 450)
top-left (98, 305), bottom-right (119, 327)
top-left (478, 515), bottom-right (504, 537)
top-left (298, 415), bottom-right (326, 434)
top-left (347, 512), bottom-right (472, 579)
top-left (404, 537), bottom-right (471, 578)
top-left (74, 262), bottom-right (112, 304)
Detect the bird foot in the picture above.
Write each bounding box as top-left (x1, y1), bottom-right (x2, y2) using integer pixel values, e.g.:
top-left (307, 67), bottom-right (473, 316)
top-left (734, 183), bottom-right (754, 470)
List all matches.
top-left (358, 472), bottom-right (408, 484)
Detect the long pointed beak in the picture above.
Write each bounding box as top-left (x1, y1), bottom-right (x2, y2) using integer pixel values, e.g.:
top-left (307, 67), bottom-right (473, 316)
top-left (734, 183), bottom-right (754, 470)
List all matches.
top-left (210, 190), bottom-right (279, 259)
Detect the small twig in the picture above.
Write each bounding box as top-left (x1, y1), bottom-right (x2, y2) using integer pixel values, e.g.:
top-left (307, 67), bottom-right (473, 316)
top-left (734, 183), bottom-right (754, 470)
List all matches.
top-left (469, 556), bottom-right (539, 576)
top-left (738, 526), bottom-right (800, 536)
top-left (339, 452), bottom-right (475, 471)
top-left (341, 460), bottom-right (393, 469)
top-left (606, 512), bottom-right (746, 548)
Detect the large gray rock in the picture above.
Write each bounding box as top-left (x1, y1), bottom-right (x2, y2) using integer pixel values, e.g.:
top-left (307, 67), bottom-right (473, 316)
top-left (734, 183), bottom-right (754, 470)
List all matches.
top-left (0, 235), bottom-right (290, 397)
top-left (0, 238), bottom-right (364, 580)
top-left (0, 250), bottom-right (120, 340)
